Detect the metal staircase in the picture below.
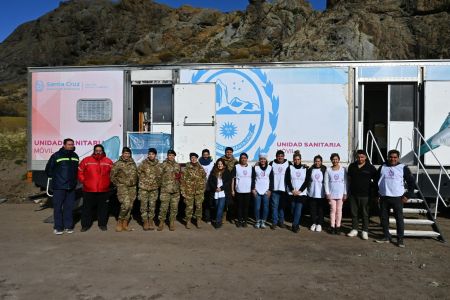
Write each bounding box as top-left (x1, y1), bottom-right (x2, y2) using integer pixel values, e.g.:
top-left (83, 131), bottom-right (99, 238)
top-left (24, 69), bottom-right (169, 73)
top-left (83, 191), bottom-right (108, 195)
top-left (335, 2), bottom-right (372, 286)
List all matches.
top-left (365, 129), bottom-right (448, 242)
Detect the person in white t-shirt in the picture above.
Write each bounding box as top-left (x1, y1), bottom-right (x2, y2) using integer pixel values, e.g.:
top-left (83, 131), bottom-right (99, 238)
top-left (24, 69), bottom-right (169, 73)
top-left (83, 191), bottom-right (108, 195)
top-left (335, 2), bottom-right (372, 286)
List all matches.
top-left (324, 153), bottom-right (347, 235)
top-left (251, 153), bottom-right (273, 229)
top-left (231, 153), bottom-right (252, 227)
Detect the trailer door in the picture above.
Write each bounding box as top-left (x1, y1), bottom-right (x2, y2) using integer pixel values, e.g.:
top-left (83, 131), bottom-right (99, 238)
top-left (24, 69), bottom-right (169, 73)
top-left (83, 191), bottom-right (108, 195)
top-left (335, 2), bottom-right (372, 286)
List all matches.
top-left (423, 81), bottom-right (450, 166)
top-left (173, 83), bottom-right (216, 162)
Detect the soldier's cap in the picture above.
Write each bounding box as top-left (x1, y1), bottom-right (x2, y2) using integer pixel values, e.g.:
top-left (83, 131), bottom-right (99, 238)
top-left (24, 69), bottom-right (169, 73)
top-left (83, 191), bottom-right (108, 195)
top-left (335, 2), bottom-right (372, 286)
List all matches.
top-left (167, 149), bottom-right (176, 156)
top-left (190, 152), bottom-right (199, 158)
top-left (259, 152), bottom-right (268, 159)
top-left (240, 152), bottom-right (248, 158)
top-left (148, 147), bottom-right (157, 154)
top-left (122, 147), bottom-right (132, 154)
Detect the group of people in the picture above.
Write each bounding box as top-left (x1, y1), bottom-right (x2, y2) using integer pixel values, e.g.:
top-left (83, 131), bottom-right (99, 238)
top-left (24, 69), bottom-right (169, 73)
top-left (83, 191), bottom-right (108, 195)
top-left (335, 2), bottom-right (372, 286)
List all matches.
top-left (45, 138), bottom-right (415, 248)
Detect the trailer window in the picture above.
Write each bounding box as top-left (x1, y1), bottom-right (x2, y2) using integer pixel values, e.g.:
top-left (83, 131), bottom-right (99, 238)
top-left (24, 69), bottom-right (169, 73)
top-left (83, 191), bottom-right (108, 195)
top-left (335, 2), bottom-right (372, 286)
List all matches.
top-left (152, 86), bottom-right (172, 123)
top-left (77, 99), bottom-right (112, 122)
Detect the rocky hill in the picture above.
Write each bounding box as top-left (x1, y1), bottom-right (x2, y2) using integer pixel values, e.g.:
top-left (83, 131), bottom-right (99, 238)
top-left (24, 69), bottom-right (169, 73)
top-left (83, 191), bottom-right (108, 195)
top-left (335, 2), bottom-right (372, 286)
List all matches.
top-left (0, 0), bottom-right (448, 115)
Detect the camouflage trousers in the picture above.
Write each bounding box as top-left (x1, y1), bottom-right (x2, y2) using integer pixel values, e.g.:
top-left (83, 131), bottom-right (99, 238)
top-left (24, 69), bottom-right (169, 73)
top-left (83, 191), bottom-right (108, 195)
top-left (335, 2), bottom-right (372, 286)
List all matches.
top-left (117, 185), bottom-right (137, 221)
top-left (184, 194), bottom-right (204, 221)
top-left (138, 189), bottom-right (159, 220)
top-left (159, 192), bottom-right (179, 222)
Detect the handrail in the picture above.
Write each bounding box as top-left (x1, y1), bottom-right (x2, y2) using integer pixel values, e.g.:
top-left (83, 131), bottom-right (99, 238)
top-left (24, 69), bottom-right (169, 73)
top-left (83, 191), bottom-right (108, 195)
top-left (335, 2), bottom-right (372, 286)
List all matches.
top-left (365, 130), bottom-right (385, 164)
top-left (395, 137), bottom-right (403, 157)
top-left (412, 127), bottom-right (449, 219)
top-left (46, 178), bottom-right (53, 197)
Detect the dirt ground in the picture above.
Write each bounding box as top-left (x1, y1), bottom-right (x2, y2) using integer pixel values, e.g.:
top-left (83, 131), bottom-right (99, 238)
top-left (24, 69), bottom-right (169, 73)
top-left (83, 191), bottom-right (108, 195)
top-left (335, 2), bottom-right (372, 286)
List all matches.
top-left (1, 160), bottom-right (450, 299)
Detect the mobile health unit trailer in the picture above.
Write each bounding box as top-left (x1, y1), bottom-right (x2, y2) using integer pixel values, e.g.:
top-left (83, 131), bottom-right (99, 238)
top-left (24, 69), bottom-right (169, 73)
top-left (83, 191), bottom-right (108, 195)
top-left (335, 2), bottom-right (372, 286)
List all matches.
top-left (28, 60), bottom-right (450, 192)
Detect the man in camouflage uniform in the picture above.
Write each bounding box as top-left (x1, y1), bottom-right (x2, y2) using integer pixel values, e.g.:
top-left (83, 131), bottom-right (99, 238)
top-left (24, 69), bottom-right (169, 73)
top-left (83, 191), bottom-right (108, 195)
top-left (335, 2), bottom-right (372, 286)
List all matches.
top-left (158, 149), bottom-right (181, 231)
top-left (138, 147), bottom-right (161, 231)
top-left (181, 152), bottom-right (207, 229)
top-left (110, 147), bottom-right (138, 232)
top-left (221, 146), bottom-right (238, 223)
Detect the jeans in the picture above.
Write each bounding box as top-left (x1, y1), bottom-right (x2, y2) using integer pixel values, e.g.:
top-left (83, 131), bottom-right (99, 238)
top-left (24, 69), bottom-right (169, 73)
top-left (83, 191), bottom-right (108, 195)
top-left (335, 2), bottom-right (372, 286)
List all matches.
top-left (350, 195), bottom-right (369, 231)
top-left (254, 193), bottom-right (269, 222)
top-left (236, 192), bottom-right (251, 223)
top-left (215, 197), bottom-right (226, 224)
top-left (271, 191), bottom-right (287, 224)
top-left (309, 197), bottom-right (325, 226)
top-left (53, 189), bottom-right (76, 230)
top-left (291, 195), bottom-right (306, 227)
top-left (81, 191), bottom-right (109, 228)
top-left (380, 196), bottom-right (404, 239)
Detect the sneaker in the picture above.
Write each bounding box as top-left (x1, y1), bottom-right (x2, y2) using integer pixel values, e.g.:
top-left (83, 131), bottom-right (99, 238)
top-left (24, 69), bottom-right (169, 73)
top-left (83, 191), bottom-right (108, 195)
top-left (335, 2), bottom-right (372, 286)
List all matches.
top-left (397, 239), bottom-right (405, 248)
top-left (80, 227), bottom-right (89, 232)
top-left (64, 228), bottom-right (74, 234)
top-left (242, 222), bottom-right (248, 228)
top-left (278, 222), bottom-right (286, 229)
top-left (375, 237), bottom-right (391, 243)
top-left (53, 229), bottom-right (64, 235)
top-left (260, 221), bottom-right (266, 229)
top-left (270, 224), bottom-right (277, 230)
top-left (361, 231), bottom-right (369, 240)
top-left (236, 222), bottom-right (241, 228)
top-left (310, 224), bottom-right (316, 231)
top-left (329, 227), bottom-right (336, 234)
top-left (292, 225), bottom-right (300, 233)
top-left (254, 222), bottom-right (260, 229)
top-left (99, 226), bottom-right (107, 231)
top-left (316, 225), bottom-right (322, 232)
top-left (347, 229), bottom-right (358, 237)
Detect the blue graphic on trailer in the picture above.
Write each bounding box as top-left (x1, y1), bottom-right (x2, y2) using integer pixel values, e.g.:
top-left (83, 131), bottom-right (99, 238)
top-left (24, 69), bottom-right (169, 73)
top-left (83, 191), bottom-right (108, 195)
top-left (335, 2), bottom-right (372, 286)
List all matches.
top-left (191, 69), bottom-right (279, 159)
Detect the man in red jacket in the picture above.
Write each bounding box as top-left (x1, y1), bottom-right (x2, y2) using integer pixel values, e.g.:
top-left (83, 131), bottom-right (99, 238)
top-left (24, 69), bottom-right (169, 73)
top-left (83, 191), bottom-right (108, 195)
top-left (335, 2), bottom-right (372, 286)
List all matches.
top-left (78, 144), bottom-right (113, 232)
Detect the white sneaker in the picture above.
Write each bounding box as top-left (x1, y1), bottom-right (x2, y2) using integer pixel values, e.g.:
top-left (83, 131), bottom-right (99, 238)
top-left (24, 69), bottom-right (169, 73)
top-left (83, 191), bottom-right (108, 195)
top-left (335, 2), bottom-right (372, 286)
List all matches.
top-left (310, 224), bottom-right (316, 231)
top-left (260, 221), bottom-right (266, 229)
top-left (315, 225), bottom-right (322, 232)
top-left (53, 229), bottom-right (64, 235)
top-left (347, 229), bottom-right (358, 237)
top-left (64, 228), bottom-right (74, 234)
top-left (361, 231), bottom-right (369, 240)
top-left (254, 221), bottom-right (260, 229)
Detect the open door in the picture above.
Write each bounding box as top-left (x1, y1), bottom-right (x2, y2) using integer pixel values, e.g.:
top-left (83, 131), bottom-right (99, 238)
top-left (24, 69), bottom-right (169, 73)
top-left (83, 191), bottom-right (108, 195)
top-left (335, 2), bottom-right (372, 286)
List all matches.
top-left (173, 83), bottom-right (216, 162)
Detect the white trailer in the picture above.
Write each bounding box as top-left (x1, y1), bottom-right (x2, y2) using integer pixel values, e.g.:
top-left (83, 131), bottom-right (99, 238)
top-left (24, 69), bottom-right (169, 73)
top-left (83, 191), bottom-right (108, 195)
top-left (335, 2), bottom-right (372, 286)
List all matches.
top-left (28, 61), bottom-right (450, 194)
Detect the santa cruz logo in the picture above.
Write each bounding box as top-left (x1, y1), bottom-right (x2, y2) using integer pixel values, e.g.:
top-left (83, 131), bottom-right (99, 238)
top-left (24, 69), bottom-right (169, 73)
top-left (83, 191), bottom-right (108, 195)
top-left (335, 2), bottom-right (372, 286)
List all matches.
top-left (35, 80), bottom-right (44, 92)
top-left (190, 69), bottom-right (279, 160)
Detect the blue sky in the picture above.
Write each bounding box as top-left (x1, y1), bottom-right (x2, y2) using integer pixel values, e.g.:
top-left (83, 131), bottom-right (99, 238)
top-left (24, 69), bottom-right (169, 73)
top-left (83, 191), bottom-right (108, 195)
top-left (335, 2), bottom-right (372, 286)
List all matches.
top-left (0, 0), bottom-right (326, 43)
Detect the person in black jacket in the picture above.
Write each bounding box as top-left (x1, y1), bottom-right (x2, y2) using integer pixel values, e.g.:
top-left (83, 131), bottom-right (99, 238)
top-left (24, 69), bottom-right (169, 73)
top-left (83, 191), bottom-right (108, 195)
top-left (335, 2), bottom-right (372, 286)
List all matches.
top-left (45, 138), bottom-right (79, 235)
top-left (207, 158), bottom-right (232, 229)
top-left (347, 149), bottom-right (377, 240)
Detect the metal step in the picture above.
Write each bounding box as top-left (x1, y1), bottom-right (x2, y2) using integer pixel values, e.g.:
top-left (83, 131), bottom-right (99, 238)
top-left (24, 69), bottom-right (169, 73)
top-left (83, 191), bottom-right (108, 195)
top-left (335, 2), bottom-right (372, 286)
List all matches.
top-left (389, 218), bottom-right (434, 225)
top-left (391, 208), bottom-right (428, 214)
top-left (389, 230), bottom-right (440, 237)
top-left (406, 198), bottom-right (424, 204)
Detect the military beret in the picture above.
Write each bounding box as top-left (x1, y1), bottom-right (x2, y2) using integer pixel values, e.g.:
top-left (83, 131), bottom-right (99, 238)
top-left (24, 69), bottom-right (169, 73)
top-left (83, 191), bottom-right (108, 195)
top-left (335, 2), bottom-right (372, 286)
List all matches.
top-left (148, 148), bottom-right (157, 154)
top-left (190, 152), bottom-right (199, 158)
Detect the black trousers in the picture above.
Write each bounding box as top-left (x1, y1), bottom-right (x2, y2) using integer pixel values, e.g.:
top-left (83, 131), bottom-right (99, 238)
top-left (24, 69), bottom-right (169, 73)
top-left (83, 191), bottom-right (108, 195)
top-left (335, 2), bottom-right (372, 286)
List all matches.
top-left (236, 192), bottom-right (251, 223)
top-left (380, 196), bottom-right (404, 240)
top-left (202, 191), bottom-right (214, 222)
top-left (350, 195), bottom-right (370, 231)
top-left (309, 197), bottom-right (326, 226)
top-left (81, 191), bottom-right (109, 228)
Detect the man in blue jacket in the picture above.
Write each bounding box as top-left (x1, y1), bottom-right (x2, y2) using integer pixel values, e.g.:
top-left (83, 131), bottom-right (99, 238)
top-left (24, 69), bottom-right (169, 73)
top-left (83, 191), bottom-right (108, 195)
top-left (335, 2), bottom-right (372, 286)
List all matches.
top-left (45, 138), bottom-right (79, 235)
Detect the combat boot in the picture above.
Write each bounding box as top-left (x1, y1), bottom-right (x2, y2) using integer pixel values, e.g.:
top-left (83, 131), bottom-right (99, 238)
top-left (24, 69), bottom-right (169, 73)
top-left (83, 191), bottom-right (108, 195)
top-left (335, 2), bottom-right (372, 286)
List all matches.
top-left (157, 220), bottom-right (164, 231)
top-left (122, 219), bottom-right (131, 232)
top-left (115, 220), bottom-right (123, 232)
top-left (169, 220), bottom-right (175, 231)
top-left (143, 220), bottom-right (150, 231)
top-left (185, 221), bottom-right (192, 229)
top-left (196, 219), bottom-right (203, 229)
top-left (148, 220), bottom-right (155, 231)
